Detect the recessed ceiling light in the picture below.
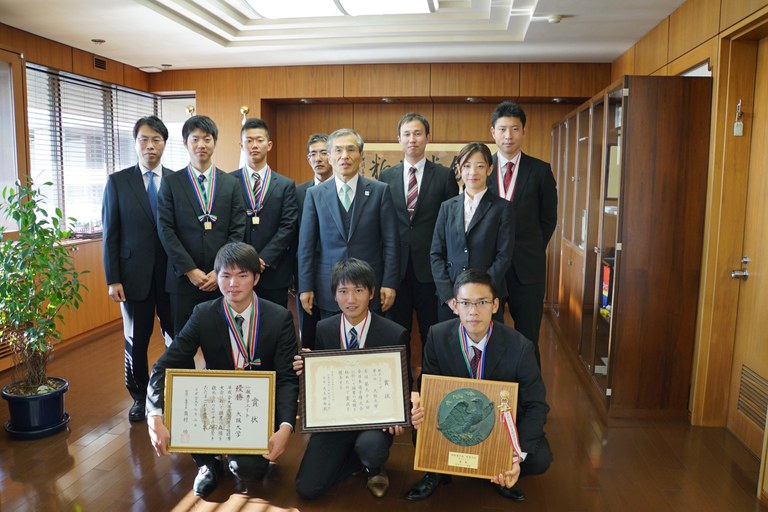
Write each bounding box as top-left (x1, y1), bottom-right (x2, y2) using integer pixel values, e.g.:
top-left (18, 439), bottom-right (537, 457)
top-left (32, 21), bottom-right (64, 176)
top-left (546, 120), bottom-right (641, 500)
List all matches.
top-left (466, 97), bottom-right (483, 103)
top-left (161, 64), bottom-right (173, 69)
top-left (381, 97), bottom-right (399, 104)
top-left (139, 66), bottom-right (163, 73)
top-left (91, 38), bottom-right (106, 45)
top-left (299, 98), bottom-right (316, 104)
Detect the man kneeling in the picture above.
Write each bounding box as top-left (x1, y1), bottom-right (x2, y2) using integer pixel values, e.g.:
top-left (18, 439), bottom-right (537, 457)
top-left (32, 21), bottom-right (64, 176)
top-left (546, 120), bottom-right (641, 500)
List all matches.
top-left (293, 258), bottom-right (410, 499)
top-left (146, 242), bottom-right (298, 498)
top-left (406, 269), bottom-right (552, 502)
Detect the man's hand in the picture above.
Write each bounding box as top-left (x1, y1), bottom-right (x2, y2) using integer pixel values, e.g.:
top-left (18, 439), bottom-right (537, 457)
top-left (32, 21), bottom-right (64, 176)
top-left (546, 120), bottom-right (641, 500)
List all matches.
top-left (293, 348), bottom-right (311, 376)
top-left (108, 283), bottom-right (126, 303)
top-left (300, 292), bottom-right (314, 315)
top-left (147, 415), bottom-right (170, 457)
top-left (410, 391), bottom-right (424, 429)
top-left (385, 425), bottom-right (406, 435)
top-left (259, 258), bottom-right (268, 273)
top-left (380, 287), bottom-right (396, 312)
top-left (490, 461), bottom-right (521, 488)
top-left (263, 424), bottom-right (292, 462)
top-left (186, 268), bottom-right (209, 289)
top-left (200, 270), bottom-right (218, 292)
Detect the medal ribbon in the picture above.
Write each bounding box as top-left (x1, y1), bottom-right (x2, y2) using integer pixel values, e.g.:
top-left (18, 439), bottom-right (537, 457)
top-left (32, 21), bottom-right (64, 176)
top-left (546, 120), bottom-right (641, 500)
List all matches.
top-left (496, 159), bottom-right (518, 202)
top-left (242, 166), bottom-right (272, 218)
top-left (500, 409), bottom-right (524, 463)
top-left (186, 165), bottom-right (218, 226)
top-left (340, 311), bottom-right (370, 349)
top-left (223, 292), bottom-right (261, 368)
top-left (458, 321), bottom-right (493, 379)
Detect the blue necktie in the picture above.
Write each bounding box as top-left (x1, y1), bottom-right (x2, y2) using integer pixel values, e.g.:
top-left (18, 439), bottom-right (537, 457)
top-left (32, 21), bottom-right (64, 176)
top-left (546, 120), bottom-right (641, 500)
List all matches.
top-left (348, 327), bottom-right (358, 349)
top-left (197, 173), bottom-right (208, 203)
top-left (146, 171), bottom-right (158, 220)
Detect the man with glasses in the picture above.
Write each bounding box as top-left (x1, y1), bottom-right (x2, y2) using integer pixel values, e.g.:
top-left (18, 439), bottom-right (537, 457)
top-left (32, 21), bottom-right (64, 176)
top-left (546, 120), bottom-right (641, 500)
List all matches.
top-left (102, 115), bottom-right (175, 422)
top-left (293, 133), bottom-right (332, 347)
top-left (406, 269), bottom-right (552, 503)
top-left (297, 128), bottom-right (399, 318)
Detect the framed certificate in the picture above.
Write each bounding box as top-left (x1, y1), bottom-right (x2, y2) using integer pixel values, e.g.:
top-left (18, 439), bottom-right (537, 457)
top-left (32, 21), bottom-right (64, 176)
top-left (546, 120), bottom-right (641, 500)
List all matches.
top-left (300, 346), bottom-right (410, 432)
top-left (164, 369), bottom-right (275, 454)
top-left (414, 375), bottom-right (518, 480)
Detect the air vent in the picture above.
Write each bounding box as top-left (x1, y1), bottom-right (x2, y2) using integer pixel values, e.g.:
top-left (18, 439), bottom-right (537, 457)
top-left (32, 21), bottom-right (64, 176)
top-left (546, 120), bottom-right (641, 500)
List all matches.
top-left (93, 57), bottom-right (107, 70)
top-left (737, 365), bottom-right (768, 429)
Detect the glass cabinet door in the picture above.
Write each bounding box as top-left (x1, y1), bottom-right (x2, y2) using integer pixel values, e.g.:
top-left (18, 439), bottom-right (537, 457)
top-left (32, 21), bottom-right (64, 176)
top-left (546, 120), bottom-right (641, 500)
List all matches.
top-left (550, 124), bottom-right (564, 316)
top-left (562, 114), bottom-right (577, 243)
top-left (591, 85), bottom-right (623, 393)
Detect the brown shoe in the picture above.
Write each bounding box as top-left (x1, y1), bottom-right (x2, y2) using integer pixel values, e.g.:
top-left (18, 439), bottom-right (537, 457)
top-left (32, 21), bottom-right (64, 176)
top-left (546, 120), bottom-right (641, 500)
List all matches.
top-left (366, 470), bottom-right (389, 498)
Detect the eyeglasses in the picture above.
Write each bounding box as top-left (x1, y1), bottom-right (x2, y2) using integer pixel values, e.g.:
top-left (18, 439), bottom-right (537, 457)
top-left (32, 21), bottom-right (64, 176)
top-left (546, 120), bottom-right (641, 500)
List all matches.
top-left (137, 136), bottom-right (165, 146)
top-left (456, 299), bottom-right (494, 310)
top-left (307, 150), bottom-right (328, 159)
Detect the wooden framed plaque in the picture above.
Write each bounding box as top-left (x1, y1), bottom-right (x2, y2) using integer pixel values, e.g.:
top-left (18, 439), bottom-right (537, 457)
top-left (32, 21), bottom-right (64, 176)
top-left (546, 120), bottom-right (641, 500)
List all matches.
top-left (300, 346), bottom-right (410, 433)
top-left (164, 369), bottom-right (275, 454)
top-left (414, 375), bottom-right (518, 479)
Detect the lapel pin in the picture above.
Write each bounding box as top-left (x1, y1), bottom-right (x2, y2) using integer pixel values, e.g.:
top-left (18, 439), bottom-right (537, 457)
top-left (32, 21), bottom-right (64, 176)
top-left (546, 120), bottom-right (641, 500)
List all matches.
top-left (365, 191), bottom-right (370, 196)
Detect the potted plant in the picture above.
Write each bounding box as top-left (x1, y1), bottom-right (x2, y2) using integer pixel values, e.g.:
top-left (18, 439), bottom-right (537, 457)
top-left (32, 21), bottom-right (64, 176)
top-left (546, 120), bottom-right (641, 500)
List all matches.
top-left (0, 177), bottom-right (85, 439)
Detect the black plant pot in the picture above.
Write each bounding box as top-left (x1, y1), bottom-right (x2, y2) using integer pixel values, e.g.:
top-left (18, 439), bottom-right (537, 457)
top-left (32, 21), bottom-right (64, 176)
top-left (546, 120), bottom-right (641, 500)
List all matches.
top-left (1, 377), bottom-right (70, 439)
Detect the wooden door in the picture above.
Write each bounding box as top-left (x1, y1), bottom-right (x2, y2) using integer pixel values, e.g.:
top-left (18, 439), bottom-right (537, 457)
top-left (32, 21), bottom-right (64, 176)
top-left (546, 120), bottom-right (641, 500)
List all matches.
top-left (727, 37), bottom-right (768, 456)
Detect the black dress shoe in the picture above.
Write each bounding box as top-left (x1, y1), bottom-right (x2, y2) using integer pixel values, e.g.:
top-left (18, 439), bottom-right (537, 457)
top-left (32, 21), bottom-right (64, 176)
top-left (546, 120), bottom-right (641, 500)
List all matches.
top-left (495, 483), bottom-right (525, 501)
top-left (405, 472), bottom-right (451, 501)
top-left (128, 400), bottom-right (145, 422)
top-left (193, 463), bottom-right (220, 497)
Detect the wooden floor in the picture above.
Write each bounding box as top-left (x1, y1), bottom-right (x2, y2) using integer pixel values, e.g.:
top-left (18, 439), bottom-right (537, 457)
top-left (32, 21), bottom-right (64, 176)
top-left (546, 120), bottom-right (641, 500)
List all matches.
top-left (1, 313), bottom-right (766, 512)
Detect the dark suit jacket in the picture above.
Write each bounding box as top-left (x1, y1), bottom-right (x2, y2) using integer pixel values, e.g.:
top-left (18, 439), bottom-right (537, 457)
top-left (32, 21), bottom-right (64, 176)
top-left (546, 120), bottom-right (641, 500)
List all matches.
top-left (422, 319), bottom-right (549, 454)
top-left (297, 176), bottom-right (400, 311)
top-left (430, 191), bottom-right (514, 303)
top-left (296, 180), bottom-right (313, 217)
top-left (157, 167), bottom-right (246, 294)
top-left (315, 312), bottom-right (411, 387)
top-left (102, 164), bottom-right (172, 301)
top-left (235, 168), bottom-right (298, 290)
top-left (379, 161), bottom-right (459, 283)
top-left (487, 153), bottom-right (557, 284)
top-left (293, 179), bottom-right (315, 283)
top-left (147, 297), bottom-right (299, 429)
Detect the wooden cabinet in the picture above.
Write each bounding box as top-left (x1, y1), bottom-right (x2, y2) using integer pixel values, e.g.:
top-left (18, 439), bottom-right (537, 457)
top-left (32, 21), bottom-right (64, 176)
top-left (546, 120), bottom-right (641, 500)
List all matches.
top-left (551, 76), bottom-right (712, 418)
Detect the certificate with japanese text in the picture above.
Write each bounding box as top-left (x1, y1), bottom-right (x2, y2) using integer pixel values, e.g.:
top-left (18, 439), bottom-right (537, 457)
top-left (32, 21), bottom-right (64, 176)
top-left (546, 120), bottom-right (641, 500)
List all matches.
top-left (301, 346), bottom-right (410, 432)
top-left (164, 369), bottom-right (275, 454)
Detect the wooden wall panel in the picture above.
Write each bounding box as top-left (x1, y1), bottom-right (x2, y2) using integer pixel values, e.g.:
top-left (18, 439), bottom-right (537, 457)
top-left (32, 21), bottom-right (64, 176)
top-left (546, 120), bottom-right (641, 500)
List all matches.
top-left (519, 63), bottom-right (611, 99)
top-left (344, 63), bottom-right (430, 99)
top-left (612, 47), bottom-right (636, 81)
top-left (634, 18), bottom-right (670, 75)
top-left (521, 104), bottom-right (574, 163)
top-left (122, 65), bottom-right (149, 92)
top-left (430, 63), bottom-right (519, 98)
top-left (668, 0), bottom-right (721, 61)
top-left (432, 103), bottom-right (491, 143)
top-left (250, 65), bottom-right (344, 99)
top-left (0, 23), bottom-right (72, 71)
top-left (352, 103), bottom-right (433, 142)
top-left (667, 36), bottom-right (719, 76)
top-left (720, 0), bottom-right (768, 31)
top-left (273, 103), bottom-right (354, 184)
top-left (72, 49), bottom-right (124, 85)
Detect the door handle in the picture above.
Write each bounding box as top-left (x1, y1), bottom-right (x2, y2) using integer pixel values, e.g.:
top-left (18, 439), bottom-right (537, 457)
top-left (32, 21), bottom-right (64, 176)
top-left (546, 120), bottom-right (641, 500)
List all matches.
top-left (731, 269), bottom-right (749, 280)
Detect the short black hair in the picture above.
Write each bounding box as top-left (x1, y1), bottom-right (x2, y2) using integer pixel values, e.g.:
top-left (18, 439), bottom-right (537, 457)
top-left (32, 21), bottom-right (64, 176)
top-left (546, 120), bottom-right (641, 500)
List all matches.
top-left (214, 242), bottom-right (261, 276)
top-left (397, 112), bottom-right (430, 136)
top-left (456, 142), bottom-right (493, 171)
top-left (306, 133), bottom-right (328, 154)
top-left (330, 258), bottom-right (376, 295)
top-left (133, 115), bottom-right (168, 141)
top-left (490, 101), bottom-right (527, 128)
top-left (453, 269), bottom-right (497, 299)
top-left (241, 118), bottom-right (271, 139)
top-left (182, 115), bottom-right (218, 143)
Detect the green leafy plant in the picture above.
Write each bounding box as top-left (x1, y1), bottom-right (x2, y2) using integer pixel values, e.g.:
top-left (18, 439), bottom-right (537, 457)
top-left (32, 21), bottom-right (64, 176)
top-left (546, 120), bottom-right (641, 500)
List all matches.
top-left (0, 178), bottom-right (85, 394)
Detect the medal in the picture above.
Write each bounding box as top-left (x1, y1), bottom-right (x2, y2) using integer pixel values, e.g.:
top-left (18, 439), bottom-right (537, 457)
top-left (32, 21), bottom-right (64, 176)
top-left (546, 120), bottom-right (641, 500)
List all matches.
top-left (458, 321), bottom-right (493, 379)
top-left (187, 165), bottom-right (219, 229)
top-left (243, 166), bottom-right (271, 225)
top-left (204, 221), bottom-right (212, 230)
top-left (252, 216), bottom-right (259, 225)
top-left (224, 293), bottom-right (262, 370)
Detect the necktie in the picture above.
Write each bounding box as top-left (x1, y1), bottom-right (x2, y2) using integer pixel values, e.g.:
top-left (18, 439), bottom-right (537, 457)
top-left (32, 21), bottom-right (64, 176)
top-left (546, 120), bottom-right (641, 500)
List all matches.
top-left (348, 326), bottom-right (359, 349)
top-left (406, 166), bottom-right (418, 219)
top-left (235, 315), bottom-right (245, 339)
top-left (197, 173), bottom-right (208, 203)
top-left (470, 346), bottom-right (482, 378)
top-left (252, 172), bottom-right (261, 197)
top-left (341, 183), bottom-right (352, 211)
top-left (503, 161), bottom-right (515, 197)
top-left (145, 171), bottom-right (157, 220)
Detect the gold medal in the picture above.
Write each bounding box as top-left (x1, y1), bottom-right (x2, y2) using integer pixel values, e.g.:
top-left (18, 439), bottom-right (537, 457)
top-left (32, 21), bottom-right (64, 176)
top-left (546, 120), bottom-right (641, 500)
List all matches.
top-left (252, 216), bottom-right (259, 225)
top-left (204, 221), bottom-right (212, 230)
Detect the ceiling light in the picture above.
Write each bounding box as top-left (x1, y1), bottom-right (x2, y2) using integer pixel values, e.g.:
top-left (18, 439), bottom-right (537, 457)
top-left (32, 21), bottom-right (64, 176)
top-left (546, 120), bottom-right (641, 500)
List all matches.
top-left (161, 63), bottom-right (173, 69)
top-left (245, 0), bottom-right (439, 19)
top-left (91, 38), bottom-right (105, 45)
top-left (466, 97), bottom-right (483, 103)
top-left (139, 66), bottom-right (163, 73)
top-left (299, 98), bottom-right (316, 104)
top-left (547, 14), bottom-right (562, 24)
top-left (381, 97), bottom-right (399, 104)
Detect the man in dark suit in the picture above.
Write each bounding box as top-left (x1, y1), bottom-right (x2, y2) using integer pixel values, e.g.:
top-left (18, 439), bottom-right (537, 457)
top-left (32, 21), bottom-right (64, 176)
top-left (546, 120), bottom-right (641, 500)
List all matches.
top-left (157, 115), bottom-right (246, 334)
top-left (297, 128), bottom-right (400, 318)
top-left (146, 243), bottom-right (298, 498)
top-left (102, 115), bottom-right (175, 422)
top-left (293, 258), bottom-right (409, 499)
top-left (487, 101), bottom-right (558, 365)
top-left (406, 269), bottom-right (552, 503)
top-left (379, 113), bottom-right (459, 368)
top-left (234, 118), bottom-right (298, 308)
top-left (293, 133), bottom-right (332, 348)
